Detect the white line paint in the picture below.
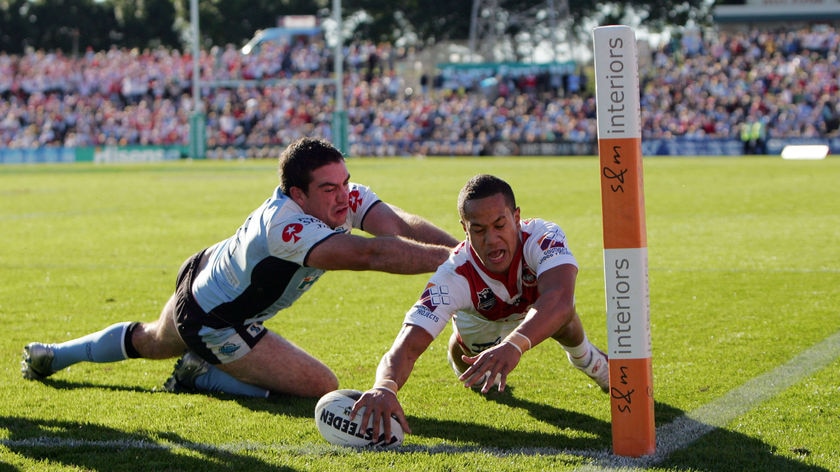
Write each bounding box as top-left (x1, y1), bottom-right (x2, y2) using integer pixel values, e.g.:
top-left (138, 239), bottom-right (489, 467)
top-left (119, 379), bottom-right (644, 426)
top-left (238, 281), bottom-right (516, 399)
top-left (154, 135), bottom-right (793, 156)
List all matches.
top-left (3, 330), bottom-right (838, 468)
top-left (576, 329), bottom-right (840, 470)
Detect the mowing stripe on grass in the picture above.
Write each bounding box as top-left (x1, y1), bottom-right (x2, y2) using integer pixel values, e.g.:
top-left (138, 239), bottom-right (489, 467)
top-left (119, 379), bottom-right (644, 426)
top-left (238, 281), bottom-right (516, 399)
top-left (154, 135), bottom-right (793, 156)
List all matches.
top-left (3, 330), bottom-right (838, 467)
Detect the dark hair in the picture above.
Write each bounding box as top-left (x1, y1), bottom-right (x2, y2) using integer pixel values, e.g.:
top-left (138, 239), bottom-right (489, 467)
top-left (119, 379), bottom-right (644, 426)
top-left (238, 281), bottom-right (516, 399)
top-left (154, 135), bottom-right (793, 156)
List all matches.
top-left (457, 174), bottom-right (516, 217)
top-left (278, 137), bottom-right (345, 195)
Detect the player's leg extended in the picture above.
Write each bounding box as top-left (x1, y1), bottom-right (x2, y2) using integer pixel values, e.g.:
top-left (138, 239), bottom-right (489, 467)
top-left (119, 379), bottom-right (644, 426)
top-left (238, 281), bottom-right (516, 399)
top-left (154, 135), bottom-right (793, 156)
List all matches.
top-left (447, 331), bottom-right (502, 390)
top-left (22, 293), bottom-right (188, 380)
top-left (447, 331), bottom-right (471, 376)
top-left (166, 309), bottom-right (337, 398)
top-left (550, 309), bottom-right (609, 392)
top-left (130, 293), bottom-right (190, 358)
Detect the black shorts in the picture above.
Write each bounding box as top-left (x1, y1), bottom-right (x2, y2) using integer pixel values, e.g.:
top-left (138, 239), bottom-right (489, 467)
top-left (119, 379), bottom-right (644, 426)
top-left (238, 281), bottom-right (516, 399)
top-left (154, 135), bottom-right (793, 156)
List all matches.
top-left (173, 249), bottom-right (268, 364)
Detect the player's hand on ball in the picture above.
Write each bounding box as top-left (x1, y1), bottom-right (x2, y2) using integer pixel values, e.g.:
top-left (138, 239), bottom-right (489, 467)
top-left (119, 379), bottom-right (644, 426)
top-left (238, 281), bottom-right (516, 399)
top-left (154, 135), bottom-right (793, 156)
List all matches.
top-left (316, 389), bottom-right (404, 448)
top-left (459, 342), bottom-right (522, 394)
top-left (351, 387), bottom-right (412, 441)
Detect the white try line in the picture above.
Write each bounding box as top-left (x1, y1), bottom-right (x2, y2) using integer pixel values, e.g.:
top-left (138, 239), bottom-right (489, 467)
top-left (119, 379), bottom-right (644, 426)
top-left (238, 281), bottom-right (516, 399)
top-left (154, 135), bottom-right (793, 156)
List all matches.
top-left (575, 328), bottom-right (840, 471)
top-left (3, 330), bottom-right (839, 466)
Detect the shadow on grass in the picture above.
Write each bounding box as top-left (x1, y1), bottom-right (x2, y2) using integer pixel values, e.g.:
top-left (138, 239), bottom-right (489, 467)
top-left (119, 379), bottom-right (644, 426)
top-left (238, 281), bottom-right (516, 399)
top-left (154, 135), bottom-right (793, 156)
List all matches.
top-left (0, 416), bottom-right (297, 471)
top-left (398, 389), bottom-right (829, 472)
top-left (33, 377), bottom-right (316, 419)
top-left (35, 377), bottom-right (157, 394)
top-left (404, 385), bottom-right (611, 451)
top-left (233, 393), bottom-right (317, 418)
top-left (651, 415), bottom-right (831, 472)
top-left (22, 383), bottom-right (830, 471)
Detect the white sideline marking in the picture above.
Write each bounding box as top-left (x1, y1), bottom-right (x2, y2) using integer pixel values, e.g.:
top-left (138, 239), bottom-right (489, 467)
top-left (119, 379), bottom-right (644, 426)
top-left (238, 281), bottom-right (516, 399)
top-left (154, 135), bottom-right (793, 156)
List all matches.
top-left (3, 330), bottom-right (839, 468)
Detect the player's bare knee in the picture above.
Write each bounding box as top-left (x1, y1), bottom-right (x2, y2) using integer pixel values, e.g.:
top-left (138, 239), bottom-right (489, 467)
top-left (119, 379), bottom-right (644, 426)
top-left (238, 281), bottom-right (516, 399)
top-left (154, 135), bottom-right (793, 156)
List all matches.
top-left (447, 334), bottom-right (470, 374)
top-left (320, 372), bottom-right (340, 395)
top-left (130, 321), bottom-right (184, 359)
top-left (550, 314), bottom-right (585, 345)
top-left (302, 370), bottom-right (338, 398)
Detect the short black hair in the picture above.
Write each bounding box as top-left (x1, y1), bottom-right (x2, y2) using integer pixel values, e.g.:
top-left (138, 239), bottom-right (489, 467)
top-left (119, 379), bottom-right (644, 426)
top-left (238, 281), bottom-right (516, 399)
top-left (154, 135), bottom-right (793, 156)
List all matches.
top-left (278, 137), bottom-right (345, 195)
top-left (457, 174), bottom-right (516, 218)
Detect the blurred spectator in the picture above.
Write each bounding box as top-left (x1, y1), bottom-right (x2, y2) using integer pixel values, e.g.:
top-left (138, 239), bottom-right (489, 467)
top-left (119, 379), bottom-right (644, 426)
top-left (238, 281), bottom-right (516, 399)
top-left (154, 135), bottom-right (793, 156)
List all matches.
top-left (3, 26), bottom-right (840, 155)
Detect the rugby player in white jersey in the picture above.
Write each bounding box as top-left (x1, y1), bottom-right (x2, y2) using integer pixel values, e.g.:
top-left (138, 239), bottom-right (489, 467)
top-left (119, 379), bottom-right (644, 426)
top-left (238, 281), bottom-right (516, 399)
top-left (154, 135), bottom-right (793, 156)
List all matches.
top-left (21, 137), bottom-right (458, 398)
top-left (351, 174), bottom-right (609, 439)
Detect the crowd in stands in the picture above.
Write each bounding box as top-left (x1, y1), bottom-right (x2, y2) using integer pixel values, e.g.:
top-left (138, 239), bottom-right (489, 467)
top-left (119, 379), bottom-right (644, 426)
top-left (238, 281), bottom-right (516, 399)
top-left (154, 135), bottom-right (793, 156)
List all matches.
top-left (2, 25), bottom-right (840, 156)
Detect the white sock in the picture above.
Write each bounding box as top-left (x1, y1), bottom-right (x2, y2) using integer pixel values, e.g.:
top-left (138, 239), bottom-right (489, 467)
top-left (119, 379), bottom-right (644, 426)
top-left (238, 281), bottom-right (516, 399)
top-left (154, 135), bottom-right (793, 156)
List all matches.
top-left (563, 335), bottom-right (594, 368)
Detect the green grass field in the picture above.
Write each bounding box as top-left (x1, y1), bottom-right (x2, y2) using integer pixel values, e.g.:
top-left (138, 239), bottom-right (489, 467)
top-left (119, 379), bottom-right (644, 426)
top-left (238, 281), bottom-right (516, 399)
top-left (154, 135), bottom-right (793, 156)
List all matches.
top-left (1, 156), bottom-right (838, 471)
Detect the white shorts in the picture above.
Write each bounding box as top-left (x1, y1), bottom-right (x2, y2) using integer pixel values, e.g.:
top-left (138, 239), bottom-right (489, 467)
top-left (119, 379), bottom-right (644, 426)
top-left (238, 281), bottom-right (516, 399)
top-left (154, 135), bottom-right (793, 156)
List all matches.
top-left (451, 312), bottom-right (524, 356)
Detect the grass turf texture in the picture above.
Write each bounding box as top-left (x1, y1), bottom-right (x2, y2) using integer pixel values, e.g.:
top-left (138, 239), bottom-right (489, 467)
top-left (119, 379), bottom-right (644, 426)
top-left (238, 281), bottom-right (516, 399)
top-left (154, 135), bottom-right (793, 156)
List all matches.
top-left (1, 156), bottom-right (838, 471)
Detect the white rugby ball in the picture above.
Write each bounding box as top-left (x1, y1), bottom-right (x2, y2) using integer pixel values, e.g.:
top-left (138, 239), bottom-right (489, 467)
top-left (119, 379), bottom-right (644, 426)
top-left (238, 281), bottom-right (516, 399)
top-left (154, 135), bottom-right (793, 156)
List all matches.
top-left (314, 389), bottom-right (403, 448)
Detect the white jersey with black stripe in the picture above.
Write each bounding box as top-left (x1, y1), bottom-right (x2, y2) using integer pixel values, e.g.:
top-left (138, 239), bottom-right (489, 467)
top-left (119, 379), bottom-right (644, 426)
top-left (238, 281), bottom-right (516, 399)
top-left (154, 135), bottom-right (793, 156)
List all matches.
top-left (191, 183), bottom-right (380, 325)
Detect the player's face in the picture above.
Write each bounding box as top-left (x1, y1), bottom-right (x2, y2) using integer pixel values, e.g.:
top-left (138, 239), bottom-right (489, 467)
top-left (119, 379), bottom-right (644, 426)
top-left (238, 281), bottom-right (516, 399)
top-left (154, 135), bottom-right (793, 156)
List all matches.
top-left (294, 161), bottom-right (351, 229)
top-left (461, 193), bottom-right (521, 274)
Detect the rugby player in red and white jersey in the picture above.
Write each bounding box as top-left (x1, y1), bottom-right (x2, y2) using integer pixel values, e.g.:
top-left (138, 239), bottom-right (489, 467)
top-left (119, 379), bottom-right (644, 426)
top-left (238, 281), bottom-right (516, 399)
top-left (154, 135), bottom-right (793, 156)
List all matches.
top-left (352, 174), bottom-right (609, 439)
top-left (22, 137), bottom-right (458, 398)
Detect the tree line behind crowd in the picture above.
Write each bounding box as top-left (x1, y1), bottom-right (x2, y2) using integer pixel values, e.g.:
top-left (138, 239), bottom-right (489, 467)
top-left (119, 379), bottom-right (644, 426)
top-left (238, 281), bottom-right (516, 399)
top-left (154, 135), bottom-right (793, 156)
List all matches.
top-left (0, 0), bottom-right (710, 56)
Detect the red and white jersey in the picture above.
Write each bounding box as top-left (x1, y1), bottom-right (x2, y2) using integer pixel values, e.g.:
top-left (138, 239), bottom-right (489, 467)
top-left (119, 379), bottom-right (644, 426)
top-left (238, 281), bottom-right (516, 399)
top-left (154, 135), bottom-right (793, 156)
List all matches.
top-left (404, 218), bottom-right (577, 355)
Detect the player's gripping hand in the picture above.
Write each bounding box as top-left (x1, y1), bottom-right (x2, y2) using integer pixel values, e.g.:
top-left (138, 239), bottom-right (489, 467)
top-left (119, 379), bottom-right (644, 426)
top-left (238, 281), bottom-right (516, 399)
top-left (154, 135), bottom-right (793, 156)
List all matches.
top-left (351, 386), bottom-right (412, 442)
top-left (459, 341), bottom-right (522, 394)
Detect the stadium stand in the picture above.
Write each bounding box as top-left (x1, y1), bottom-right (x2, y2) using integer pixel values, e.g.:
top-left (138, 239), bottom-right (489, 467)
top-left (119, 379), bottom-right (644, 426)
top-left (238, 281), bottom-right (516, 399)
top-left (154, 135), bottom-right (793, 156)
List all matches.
top-left (1, 26), bottom-right (840, 157)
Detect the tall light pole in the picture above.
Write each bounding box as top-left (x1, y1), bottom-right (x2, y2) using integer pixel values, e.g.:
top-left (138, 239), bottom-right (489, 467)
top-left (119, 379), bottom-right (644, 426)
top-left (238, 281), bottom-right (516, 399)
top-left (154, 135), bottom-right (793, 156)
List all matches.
top-left (189, 0), bottom-right (206, 159)
top-left (332, 0), bottom-right (348, 155)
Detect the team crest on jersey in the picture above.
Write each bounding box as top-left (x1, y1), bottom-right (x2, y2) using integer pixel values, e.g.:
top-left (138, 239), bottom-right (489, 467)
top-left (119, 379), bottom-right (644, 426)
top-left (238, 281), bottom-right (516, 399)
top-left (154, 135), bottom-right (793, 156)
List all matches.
top-left (348, 189), bottom-right (362, 212)
top-left (522, 265), bottom-right (537, 287)
top-left (476, 288), bottom-right (497, 311)
top-left (282, 223), bottom-right (304, 243)
top-left (419, 283), bottom-right (450, 312)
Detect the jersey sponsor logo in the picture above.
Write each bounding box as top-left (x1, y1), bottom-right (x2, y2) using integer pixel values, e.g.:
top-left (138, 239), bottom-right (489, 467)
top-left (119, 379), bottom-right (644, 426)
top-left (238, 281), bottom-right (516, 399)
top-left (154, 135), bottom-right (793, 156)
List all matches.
top-left (413, 305), bottom-right (440, 323)
top-left (419, 283), bottom-right (450, 312)
top-left (537, 231), bottom-right (571, 265)
top-left (297, 274), bottom-right (321, 291)
top-left (247, 324), bottom-right (263, 337)
top-left (537, 232), bottom-right (566, 251)
top-left (282, 223), bottom-right (304, 243)
top-left (476, 288), bottom-right (497, 311)
top-left (298, 216), bottom-right (325, 226)
top-left (348, 189), bottom-right (362, 212)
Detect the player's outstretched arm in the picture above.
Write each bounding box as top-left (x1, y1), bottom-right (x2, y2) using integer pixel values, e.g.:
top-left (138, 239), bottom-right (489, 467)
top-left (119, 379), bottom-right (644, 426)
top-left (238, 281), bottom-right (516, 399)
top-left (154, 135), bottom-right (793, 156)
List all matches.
top-left (362, 203), bottom-right (459, 248)
top-left (352, 325), bottom-right (434, 439)
top-left (306, 232), bottom-right (451, 274)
